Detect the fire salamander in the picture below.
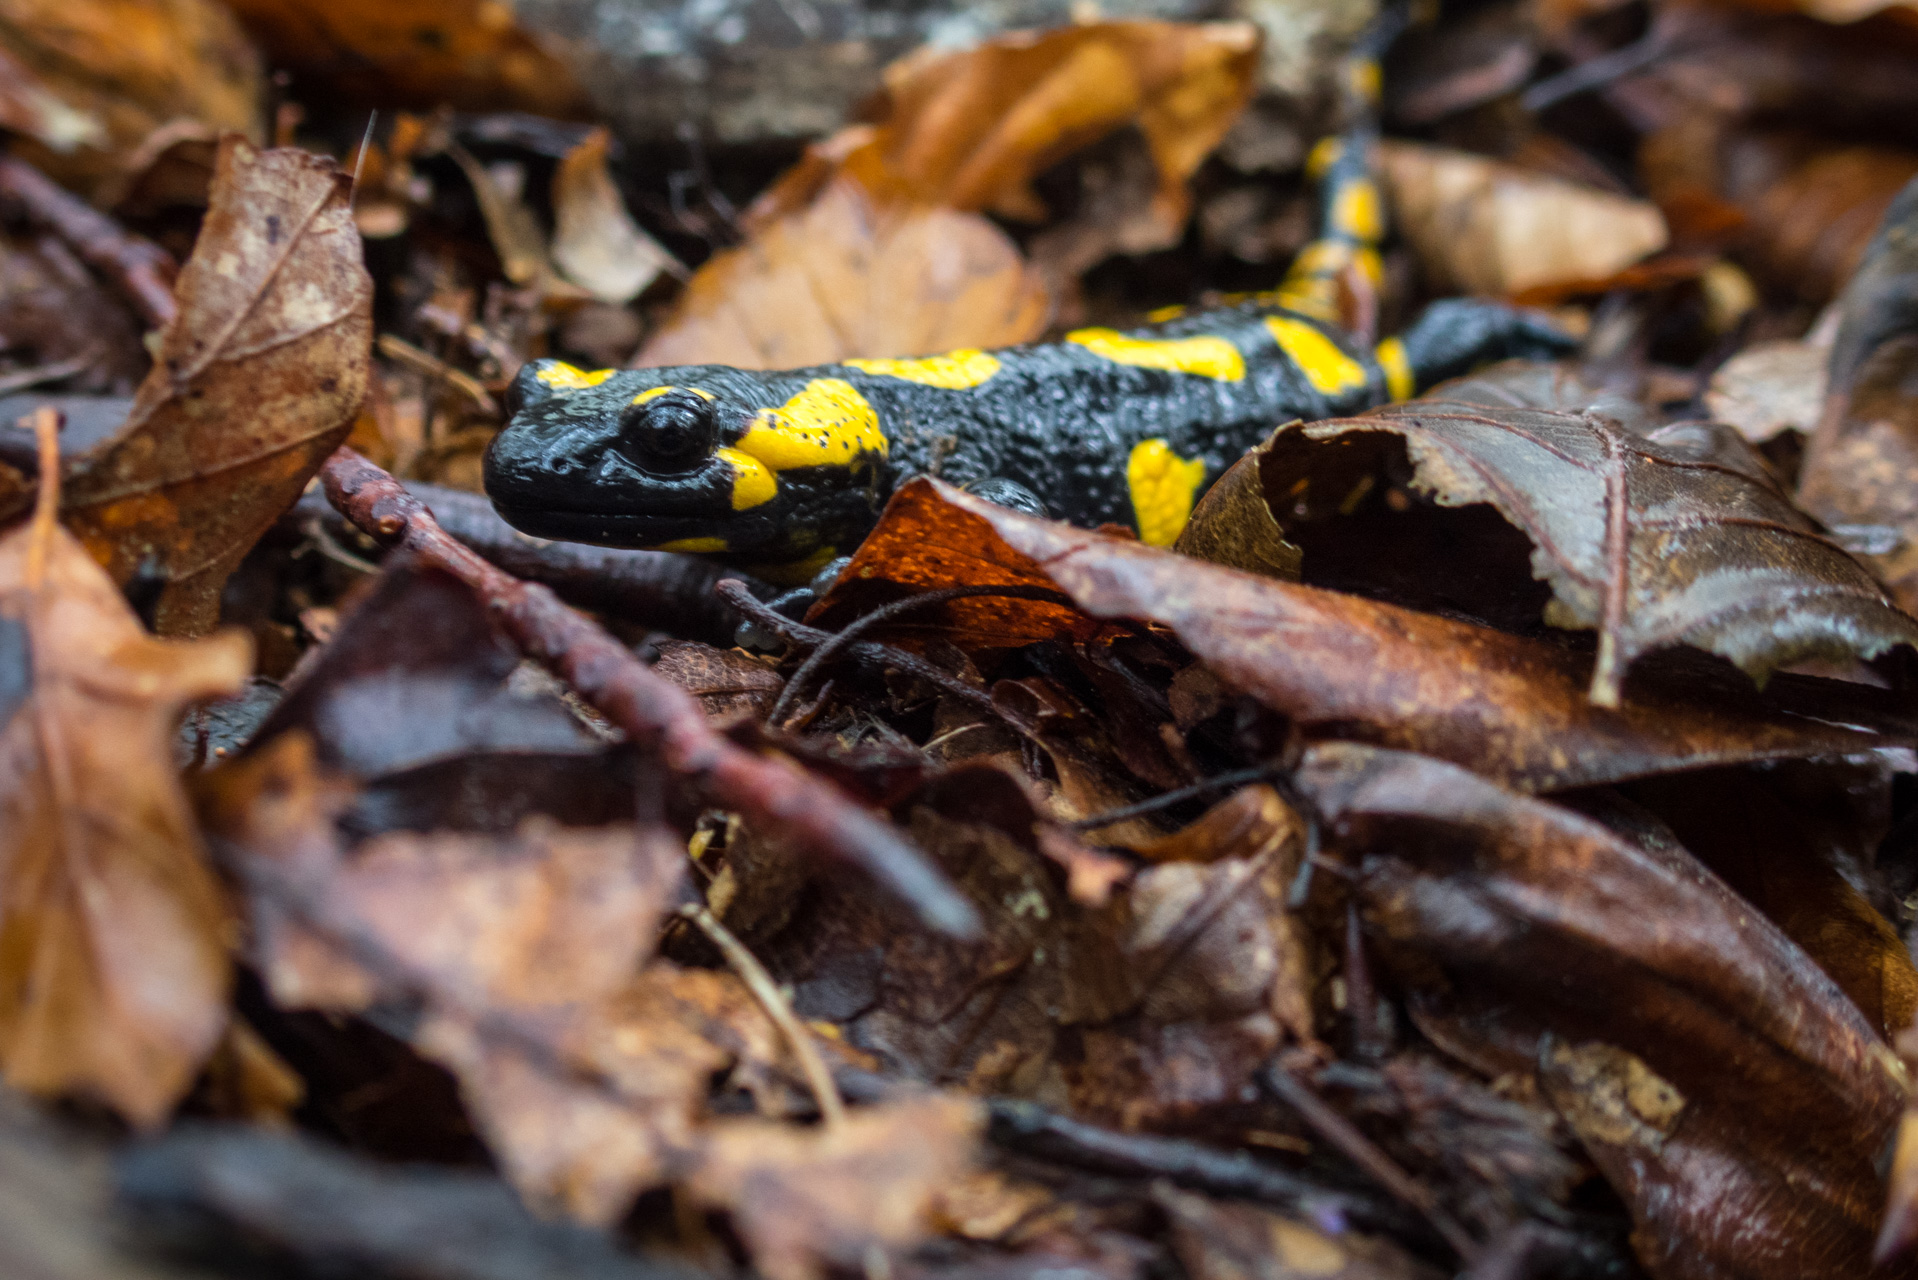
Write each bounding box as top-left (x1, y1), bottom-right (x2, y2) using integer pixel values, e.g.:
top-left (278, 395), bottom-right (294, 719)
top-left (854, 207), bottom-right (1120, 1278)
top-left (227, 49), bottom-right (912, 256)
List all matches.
top-left (484, 26), bottom-right (1574, 585)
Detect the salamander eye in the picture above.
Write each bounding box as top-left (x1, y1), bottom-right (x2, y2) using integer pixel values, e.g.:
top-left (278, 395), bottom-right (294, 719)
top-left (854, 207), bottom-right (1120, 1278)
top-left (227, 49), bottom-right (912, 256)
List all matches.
top-left (619, 390), bottom-right (717, 474)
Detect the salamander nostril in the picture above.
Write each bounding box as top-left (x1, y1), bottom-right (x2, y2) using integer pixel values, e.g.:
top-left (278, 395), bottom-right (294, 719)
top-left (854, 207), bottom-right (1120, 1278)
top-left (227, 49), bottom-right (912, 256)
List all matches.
top-left (619, 390), bottom-right (716, 475)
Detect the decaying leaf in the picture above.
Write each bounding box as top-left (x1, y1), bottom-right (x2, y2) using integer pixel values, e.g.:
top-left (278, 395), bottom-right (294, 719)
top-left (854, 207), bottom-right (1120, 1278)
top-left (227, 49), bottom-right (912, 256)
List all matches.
top-left (822, 479), bottom-right (1909, 791)
top-left (0, 0), bottom-right (261, 198)
top-left (1291, 743), bottom-right (1911, 1280)
top-left (687, 1096), bottom-right (981, 1280)
top-left (1378, 141), bottom-right (1669, 297)
top-left (637, 172), bottom-right (1050, 369)
top-left (550, 127), bottom-right (676, 306)
top-left (0, 445), bottom-right (249, 1125)
top-left (200, 727), bottom-right (751, 1225)
top-left (1188, 362), bottom-right (1918, 704)
top-left (218, 0), bottom-right (586, 118)
top-left (51, 136), bottom-right (372, 636)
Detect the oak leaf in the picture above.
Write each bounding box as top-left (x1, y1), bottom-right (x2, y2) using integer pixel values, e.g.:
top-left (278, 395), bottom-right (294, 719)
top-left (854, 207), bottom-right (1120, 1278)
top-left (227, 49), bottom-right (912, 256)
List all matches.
top-left (46, 136), bottom-right (373, 636)
top-left (0, 464), bottom-right (249, 1124)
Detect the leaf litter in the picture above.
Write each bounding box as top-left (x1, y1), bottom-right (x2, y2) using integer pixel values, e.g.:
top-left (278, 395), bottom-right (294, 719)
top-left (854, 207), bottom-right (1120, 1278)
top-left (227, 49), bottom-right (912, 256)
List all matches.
top-left (6, 6), bottom-right (1918, 1280)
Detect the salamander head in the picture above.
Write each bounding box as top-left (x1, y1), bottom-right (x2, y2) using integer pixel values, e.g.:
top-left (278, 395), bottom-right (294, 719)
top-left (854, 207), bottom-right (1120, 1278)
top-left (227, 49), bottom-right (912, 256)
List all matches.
top-left (484, 359), bottom-right (891, 577)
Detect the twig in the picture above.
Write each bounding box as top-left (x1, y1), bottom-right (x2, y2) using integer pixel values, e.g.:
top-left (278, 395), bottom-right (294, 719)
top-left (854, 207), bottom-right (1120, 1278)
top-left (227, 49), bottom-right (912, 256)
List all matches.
top-left (717, 580), bottom-right (1008, 723)
top-left (983, 1097), bottom-right (1422, 1241)
top-left (678, 901), bottom-right (847, 1129)
top-left (766, 583), bottom-right (1073, 725)
top-left (320, 447), bottom-right (981, 939)
top-left (1069, 765), bottom-right (1280, 830)
top-left (0, 351), bottom-right (98, 397)
top-left (1262, 1063), bottom-right (1480, 1262)
top-left (0, 156), bottom-right (178, 329)
top-left (1519, 32), bottom-right (1674, 113)
top-left (377, 334), bottom-right (499, 415)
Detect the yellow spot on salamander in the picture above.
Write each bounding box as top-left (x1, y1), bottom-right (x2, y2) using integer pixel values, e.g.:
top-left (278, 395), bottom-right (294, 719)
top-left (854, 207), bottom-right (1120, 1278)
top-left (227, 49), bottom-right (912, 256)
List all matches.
top-left (1330, 178), bottom-right (1383, 242)
top-left (1127, 439), bottom-right (1207, 547)
top-left (1375, 336), bottom-right (1414, 402)
top-left (1067, 329), bottom-right (1246, 382)
top-left (842, 349), bottom-right (1001, 389)
top-left (1145, 304), bottom-right (1188, 323)
top-left (633, 385), bottom-right (716, 404)
top-left (1266, 315), bottom-right (1369, 396)
top-left (718, 446), bottom-right (777, 509)
top-left (1346, 58), bottom-right (1382, 105)
top-left (535, 362), bottom-right (614, 390)
top-left (735, 378), bottom-right (888, 471)
top-left (1306, 136), bottom-right (1343, 182)
top-left (656, 536), bottom-right (729, 554)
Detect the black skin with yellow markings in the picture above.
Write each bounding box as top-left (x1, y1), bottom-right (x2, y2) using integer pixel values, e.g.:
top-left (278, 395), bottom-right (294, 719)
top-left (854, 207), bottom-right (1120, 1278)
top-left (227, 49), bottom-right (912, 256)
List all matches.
top-left (486, 4), bottom-right (1572, 577)
top-left (484, 296), bottom-right (1573, 576)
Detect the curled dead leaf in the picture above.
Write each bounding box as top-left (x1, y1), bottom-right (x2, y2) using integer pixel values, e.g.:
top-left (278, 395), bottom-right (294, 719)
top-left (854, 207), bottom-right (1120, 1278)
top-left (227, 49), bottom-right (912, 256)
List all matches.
top-left (551, 127), bottom-right (676, 306)
top-left (1186, 362), bottom-right (1918, 704)
top-left (53, 136), bottom-right (373, 636)
top-left (823, 479), bottom-right (1910, 791)
top-left (1294, 742), bottom-right (1910, 1280)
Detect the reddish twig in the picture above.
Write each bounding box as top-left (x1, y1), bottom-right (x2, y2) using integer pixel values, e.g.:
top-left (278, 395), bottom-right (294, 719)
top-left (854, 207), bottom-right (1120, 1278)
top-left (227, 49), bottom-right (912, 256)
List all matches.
top-left (319, 447), bottom-right (981, 938)
top-left (0, 155), bottom-right (180, 329)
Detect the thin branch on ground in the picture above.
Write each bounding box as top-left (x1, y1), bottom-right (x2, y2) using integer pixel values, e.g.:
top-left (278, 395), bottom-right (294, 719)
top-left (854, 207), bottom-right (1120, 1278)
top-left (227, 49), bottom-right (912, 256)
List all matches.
top-left (319, 446), bottom-right (981, 939)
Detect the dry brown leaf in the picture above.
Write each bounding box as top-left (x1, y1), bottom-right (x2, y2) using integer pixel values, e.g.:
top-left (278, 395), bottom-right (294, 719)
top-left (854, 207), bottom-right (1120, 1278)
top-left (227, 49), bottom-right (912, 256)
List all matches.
top-left (1206, 363), bottom-right (1918, 704)
top-left (0, 457), bottom-right (249, 1124)
top-left (202, 728), bottom-right (793, 1225)
top-left (858, 21), bottom-right (1261, 229)
top-left (53, 136), bottom-right (372, 636)
top-left (1296, 743), bottom-right (1911, 1280)
top-left (1703, 336), bottom-right (1829, 444)
top-left (823, 479), bottom-right (1910, 792)
top-left (1378, 141), bottom-right (1669, 297)
top-left (551, 127), bottom-right (676, 306)
top-left (637, 172), bottom-right (1050, 370)
top-left (687, 1096), bottom-right (981, 1280)
top-left (218, 0), bottom-right (586, 118)
top-left (0, 0), bottom-right (261, 199)
top-left (640, 20), bottom-right (1260, 367)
